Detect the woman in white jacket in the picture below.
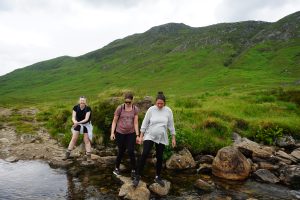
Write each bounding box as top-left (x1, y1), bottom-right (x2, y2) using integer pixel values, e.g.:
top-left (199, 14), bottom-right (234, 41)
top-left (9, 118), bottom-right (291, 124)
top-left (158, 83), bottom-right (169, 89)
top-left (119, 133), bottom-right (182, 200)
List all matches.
top-left (133, 91), bottom-right (176, 187)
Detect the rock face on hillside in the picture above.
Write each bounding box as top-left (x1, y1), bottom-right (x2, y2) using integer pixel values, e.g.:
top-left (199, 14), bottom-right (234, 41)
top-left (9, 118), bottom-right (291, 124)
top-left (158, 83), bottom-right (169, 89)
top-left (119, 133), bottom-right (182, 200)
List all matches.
top-left (212, 146), bottom-right (251, 180)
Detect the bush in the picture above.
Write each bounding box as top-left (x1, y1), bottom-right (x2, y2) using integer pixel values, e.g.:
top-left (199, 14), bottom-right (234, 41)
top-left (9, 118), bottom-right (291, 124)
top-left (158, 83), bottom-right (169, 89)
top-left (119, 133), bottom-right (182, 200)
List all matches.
top-left (254, 125), bottom-right (283, 145)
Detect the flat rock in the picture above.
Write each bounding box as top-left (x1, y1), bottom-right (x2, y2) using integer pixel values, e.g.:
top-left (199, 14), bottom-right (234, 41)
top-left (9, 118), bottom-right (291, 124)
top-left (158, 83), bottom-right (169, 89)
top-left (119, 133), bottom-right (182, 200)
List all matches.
top-left (5, 156), bottom-right (18, 163)
top-left (166, 148), bottom-right (196, 169)
top-left (291, 149), bottom-right (300, 161)
top-left (253, 169), bottom-right (280, 183)
top-left (149, 180), bottom-right (171, 196)
top-left (234, 138), bottom-right (272, 158)
top-left (49, 158), bottom-right (74, 168)
top-left (194, 179), bottom-right (214, 192)
top-left (0, 138), bottom-right (9, 143)
top-left (275, 150), bottom-right (298, 163)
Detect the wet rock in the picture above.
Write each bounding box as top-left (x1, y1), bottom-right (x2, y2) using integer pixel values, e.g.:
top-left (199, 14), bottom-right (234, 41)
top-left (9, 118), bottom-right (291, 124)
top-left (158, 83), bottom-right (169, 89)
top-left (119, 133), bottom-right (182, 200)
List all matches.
top-left (80, 160), bottom-right (96, 167)
top-left (234, 138), bottom-right (272, 158)
top-left (280, 165), bottom-right (300, 188)
top-left (275, 150), bottom-right (298, 163)
top-left (197, 155), bottom-right (214, 164)
top-left (276, 136), bottom-right (296, 148)
top-left (149, 180), bottom-right (171, 196)
top-left (291, 148), bottom-right (300, 161)
top-left (166, 148), bottom-right (196, 169)
top-left (97, 156), bottom-right (117, 168)
top-left (118, 176), bottom-right (150, 200)
top-left (0, 138), bottom-right (9, 143)
top-left (257, 161), bottom-right (279, 171)
top-left (194, 179), bottom-right (214, 192)
top-left (253, 169), bottom-right (280, 183)
top-left (212, 146), bottom-right (251, 180)
top-left (49, 158), bottom-right (74, 168)
top-left (5, 156), bottom-right (18, 163)
top-left (197, 163), bottom-right (212, 174)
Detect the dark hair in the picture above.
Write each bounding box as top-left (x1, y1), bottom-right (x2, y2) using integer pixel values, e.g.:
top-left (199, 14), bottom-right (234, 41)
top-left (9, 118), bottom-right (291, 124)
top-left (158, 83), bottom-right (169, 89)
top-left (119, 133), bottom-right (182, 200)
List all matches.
top-left (156, 91), bottom-right (166, 102)
top-left (124, 92), bottom-right (133, 100)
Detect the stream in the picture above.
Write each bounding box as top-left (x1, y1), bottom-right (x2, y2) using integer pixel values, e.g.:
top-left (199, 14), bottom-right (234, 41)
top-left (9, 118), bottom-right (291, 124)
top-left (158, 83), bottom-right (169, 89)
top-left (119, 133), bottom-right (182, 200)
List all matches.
top-left (1, 159), bottom-right (300, 200)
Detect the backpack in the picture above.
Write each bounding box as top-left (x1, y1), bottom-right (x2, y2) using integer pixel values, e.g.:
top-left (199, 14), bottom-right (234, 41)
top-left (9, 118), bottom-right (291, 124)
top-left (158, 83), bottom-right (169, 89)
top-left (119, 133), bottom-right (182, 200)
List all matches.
top-left (117, 104), bottom-right (136, 118)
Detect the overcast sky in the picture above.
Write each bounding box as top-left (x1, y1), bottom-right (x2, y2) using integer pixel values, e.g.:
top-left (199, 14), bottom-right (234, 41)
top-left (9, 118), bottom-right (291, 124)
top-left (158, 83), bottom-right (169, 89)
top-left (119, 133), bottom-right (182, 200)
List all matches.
top-left (0, 0), bottom-right (299, 76)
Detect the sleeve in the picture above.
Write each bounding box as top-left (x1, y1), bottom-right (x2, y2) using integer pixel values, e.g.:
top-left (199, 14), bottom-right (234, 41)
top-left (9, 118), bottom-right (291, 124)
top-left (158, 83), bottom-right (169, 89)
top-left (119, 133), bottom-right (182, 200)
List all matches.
top-left (114, 105), bottom-right (121, 116)
top-left (167, 109), bottom-right (176, 135)
top-left (87, 106), bottom-right (92, 112)
top-left (140, 108), bottom-right (151, 133)
top-left (73, 105), bottom-right (77, 112)
top-left (134, 106), bottom-right (139, 115)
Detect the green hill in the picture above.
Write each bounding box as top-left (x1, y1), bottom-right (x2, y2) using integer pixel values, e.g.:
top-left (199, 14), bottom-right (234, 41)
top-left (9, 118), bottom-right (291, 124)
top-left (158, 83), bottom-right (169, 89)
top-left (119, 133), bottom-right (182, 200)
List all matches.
top-left (0, 11), bottom-right (299, 104)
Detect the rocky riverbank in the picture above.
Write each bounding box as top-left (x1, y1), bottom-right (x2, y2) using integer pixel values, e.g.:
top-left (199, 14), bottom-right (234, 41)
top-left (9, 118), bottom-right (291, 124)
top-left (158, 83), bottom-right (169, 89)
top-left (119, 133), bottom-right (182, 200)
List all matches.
top-left (1, 107), bottom-right (300, 200)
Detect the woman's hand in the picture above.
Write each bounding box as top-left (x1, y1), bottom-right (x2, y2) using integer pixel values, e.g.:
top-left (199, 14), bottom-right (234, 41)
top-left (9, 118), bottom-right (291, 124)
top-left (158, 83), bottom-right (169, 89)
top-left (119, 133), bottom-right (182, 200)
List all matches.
top-left (110, 133), bottom-right (115, 141)
top-left (172, 136), bottom-right (176, 148)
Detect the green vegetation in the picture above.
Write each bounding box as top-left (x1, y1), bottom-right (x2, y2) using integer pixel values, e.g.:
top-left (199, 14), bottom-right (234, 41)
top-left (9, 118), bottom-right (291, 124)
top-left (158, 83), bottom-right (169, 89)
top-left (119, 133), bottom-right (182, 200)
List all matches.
top-left (0, 12), bottom-right (299, 156)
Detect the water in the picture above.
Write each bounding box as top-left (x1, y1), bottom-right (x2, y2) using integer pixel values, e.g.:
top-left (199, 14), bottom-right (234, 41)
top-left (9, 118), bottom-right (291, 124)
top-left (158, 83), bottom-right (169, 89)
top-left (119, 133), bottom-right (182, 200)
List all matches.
top-left (0, 159), bottom-right (299, 200)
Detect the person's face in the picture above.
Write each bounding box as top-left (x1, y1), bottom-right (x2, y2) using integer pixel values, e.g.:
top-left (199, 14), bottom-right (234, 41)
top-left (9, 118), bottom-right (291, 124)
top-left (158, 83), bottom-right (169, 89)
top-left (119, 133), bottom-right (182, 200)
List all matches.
top-left (79, 98), bottom-right (86, 106)
top-left (124, 98), bottom-right (132, 105)
top-left (156, 99), bottom-right (165, 109)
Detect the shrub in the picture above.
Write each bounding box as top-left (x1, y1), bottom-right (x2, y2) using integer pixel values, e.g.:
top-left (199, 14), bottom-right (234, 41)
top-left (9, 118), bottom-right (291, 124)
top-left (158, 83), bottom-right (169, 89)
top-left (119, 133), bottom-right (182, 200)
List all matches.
top-left (254, 125), bottom-right (283, 145)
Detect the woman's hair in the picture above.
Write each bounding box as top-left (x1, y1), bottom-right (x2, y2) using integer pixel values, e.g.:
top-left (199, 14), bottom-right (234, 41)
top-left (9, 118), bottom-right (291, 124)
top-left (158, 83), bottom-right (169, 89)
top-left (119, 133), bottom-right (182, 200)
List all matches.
top-left (79, 96), bottom-right (88, 105)
top-left (156, 91), bottom-right (166, 102)
top-left (124, 92), bottom-right (133, 100)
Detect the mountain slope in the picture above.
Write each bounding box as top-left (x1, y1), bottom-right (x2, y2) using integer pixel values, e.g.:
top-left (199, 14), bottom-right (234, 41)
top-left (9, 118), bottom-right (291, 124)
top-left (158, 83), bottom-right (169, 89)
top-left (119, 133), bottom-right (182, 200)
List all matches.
top-left (0, 11), bottom-right (299, 104)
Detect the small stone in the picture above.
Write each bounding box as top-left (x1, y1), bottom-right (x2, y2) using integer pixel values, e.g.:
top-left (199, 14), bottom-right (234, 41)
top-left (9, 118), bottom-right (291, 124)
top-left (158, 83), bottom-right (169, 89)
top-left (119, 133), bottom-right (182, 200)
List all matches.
top-left (5, 156), bottom-right (18, 163)
top-left (194, 179), bottom-right (214, 192)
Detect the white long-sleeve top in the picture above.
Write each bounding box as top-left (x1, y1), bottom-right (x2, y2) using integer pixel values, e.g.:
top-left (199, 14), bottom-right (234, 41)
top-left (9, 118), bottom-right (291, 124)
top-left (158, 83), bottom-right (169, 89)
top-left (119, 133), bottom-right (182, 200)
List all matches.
top-left (140, 105), bottom-right (175, 145)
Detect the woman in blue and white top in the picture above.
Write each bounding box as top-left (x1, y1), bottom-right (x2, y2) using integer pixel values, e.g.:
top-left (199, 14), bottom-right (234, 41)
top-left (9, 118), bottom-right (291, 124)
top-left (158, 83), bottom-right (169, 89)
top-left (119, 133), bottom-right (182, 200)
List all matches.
top-left (133, 91), bottom-right (176, 187)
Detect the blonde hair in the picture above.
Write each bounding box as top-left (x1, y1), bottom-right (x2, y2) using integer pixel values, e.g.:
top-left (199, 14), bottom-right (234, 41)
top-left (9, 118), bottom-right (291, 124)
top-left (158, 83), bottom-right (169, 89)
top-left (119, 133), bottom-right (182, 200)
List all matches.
top-left (78, 96), bottom-right (88, 105)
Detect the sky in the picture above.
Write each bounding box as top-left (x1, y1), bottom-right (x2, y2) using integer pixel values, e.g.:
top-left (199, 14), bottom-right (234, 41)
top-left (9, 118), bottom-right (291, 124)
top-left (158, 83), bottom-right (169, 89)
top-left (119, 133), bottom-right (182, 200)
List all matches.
top-left (0, 0), bottom-right (299, 76)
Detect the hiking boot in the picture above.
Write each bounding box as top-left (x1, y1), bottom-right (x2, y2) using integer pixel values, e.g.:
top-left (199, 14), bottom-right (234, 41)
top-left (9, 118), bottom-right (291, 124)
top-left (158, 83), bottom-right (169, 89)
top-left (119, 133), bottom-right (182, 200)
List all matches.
top-left (62, 151), bottom-right (71, 160)
top-left (154, 176), bottom-right (165, 187)
top-left (131, 170), bottom-right (136, 180)
top-left (132, 175), bottom-right (140, 187)
top-left (113, 168), bottom-right (120, 176)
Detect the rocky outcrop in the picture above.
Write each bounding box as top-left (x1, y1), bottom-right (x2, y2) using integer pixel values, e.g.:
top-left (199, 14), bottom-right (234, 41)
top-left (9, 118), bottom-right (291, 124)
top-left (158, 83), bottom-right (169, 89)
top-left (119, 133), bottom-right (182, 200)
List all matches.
top-left (253, 169), bottom-right (280, 183)
top-left (149, 180), bottom-right (171, 196)
top-left (118, 176), bottom-right (150, 200)
top-left (166, 148), bottom-right (196, 169)
top-left (212, 146), bottom-right (251, 180)
top-left (276, 136), bottom-right (296, 148)
top-left (279, 165), bottom-right (300, 188)
top-left (234, 138), bottom-right (272, 158)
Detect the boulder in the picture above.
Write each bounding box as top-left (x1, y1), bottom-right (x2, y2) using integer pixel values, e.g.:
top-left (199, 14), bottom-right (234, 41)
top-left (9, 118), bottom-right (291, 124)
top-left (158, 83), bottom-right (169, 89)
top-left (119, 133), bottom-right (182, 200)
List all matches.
top-left (275, 150), bottom-right (298, 163)
top-left (234, 138), bottom-right (272, 158)
top-left (118, 176), bottom-right (150, 200)
top-left (149, 180), bottom-right (171, 196)
top-left (212, 146), bottom-right (251, 180)
top-left (276, 136), bottom-right (296, 148)
top-left (279, 165), bottom-right (300, 188)
top-left (197, 163), bottom-right (212, 174)
top-left (166, 148), bottom-right (196, 169)
top-left (253, 169), bottom-right (280, 183)
top-left (5, 156), bottom-right (18, 163)
top-left (197, 155), bottom-right (214, 164)
top-left (291, 149), bottom-right (300, 161)
top-left (194, 179), bottom-right (214, 192)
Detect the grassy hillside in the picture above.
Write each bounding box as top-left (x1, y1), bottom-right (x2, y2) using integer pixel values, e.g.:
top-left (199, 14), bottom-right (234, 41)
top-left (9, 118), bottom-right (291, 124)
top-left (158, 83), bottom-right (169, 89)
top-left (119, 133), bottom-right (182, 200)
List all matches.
top-left (0, 11), bottom-right (299, 105)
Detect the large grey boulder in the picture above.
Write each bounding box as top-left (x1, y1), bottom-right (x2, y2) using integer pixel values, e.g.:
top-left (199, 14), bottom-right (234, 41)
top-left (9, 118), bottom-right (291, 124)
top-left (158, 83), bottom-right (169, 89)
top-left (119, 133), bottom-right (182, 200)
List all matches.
top-left (279, 165), bottom-right (300, 188)
top-left (253, 169), bottom-right (280, 183)
top-left (212, 146), bottom-right (251, 180)
top-left (166, 148), bottom-right (196, 169)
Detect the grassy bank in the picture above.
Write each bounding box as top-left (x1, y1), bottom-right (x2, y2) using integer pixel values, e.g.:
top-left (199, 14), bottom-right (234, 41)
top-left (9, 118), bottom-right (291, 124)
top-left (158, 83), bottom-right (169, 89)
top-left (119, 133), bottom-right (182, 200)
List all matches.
top-left (33, 88), bottom-right (300, 158)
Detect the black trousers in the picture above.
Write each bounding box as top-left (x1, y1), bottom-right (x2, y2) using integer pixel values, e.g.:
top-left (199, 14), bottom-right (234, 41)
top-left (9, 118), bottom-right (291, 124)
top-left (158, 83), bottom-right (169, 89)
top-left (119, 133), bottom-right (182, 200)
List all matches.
top-left (115, 132), bottom-right (136, 170)
top-left (137, 140), bottom-right (165, 177)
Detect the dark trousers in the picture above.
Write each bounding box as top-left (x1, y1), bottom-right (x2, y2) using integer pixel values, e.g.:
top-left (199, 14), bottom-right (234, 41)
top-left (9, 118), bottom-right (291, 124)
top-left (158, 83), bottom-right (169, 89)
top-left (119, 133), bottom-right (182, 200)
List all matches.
top-left (115, 132), bottom-right (136, 170)
top-left (137, 140), bottom-right (165, 177)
